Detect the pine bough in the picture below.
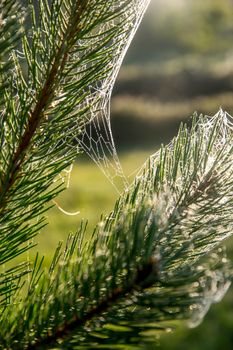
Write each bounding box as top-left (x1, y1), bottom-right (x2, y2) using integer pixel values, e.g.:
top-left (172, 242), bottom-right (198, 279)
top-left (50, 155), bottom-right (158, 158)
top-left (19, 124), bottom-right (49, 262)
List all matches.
top-left (0, 1), bottom-right (232, 349)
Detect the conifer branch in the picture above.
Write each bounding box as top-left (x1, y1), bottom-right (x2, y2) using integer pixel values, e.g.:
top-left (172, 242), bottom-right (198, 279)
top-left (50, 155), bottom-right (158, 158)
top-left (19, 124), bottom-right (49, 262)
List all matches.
top-left (0, 1), bottom-right (87, 205)
top-left (1, 112), bottom-right (232, 349)
top-left (27, 257), bottom-right (159, 350)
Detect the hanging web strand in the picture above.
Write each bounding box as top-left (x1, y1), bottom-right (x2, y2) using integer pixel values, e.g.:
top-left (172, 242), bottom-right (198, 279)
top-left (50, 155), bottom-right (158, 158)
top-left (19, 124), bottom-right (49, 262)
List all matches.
top-left (52, 164), bottom-right (81, 216)
top-left (75, 0), bottom-right (151, 193)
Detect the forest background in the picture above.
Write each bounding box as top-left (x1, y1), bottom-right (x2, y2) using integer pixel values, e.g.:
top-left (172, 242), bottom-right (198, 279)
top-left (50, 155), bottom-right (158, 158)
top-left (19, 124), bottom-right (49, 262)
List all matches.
top-left (28, 1), bottom-right (233, 349)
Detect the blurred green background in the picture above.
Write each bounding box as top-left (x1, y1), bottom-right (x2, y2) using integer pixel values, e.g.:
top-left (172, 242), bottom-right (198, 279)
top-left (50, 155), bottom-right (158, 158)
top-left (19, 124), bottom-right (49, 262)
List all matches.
top-left (34, 0), bottom-right (233, 348)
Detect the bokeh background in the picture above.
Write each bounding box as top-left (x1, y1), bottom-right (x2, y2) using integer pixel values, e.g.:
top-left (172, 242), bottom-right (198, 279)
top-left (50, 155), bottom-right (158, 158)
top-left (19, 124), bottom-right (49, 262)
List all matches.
top-left (36, 0), bottom-right (233, 349)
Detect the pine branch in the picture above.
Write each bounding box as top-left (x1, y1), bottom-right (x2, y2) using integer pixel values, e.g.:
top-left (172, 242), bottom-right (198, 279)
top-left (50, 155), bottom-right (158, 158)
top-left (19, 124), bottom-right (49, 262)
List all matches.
top-left (27, 256), bottom-right (160, 350)
top-left (1, 112), bottom-right (232, 349)
top-left (0, 1), bottom-right (87, 203)
top-left (0, 0), bottom-right (150, 274)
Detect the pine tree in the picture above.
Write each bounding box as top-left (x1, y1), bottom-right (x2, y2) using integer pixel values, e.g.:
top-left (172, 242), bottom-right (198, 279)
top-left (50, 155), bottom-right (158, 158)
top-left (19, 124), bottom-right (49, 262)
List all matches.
top-left (0, 1), bottom-right (233, 349)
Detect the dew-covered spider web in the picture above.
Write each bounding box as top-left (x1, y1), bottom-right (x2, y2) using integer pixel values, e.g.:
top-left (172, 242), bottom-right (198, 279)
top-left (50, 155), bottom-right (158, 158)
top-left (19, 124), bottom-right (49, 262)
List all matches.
top-left (71, 0), bottom-right (151, 193)
top-left (134, 109), bottom-right (233, 182)
top-left (77, 93), bottom-right (129, 193)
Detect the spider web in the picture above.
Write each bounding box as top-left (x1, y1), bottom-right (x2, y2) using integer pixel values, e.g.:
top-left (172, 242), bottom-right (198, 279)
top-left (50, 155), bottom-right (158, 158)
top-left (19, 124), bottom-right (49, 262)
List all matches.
top-left (135, 109), bottom-right (233, 180)
top-left (74, 0), bottom-right (151, 193)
